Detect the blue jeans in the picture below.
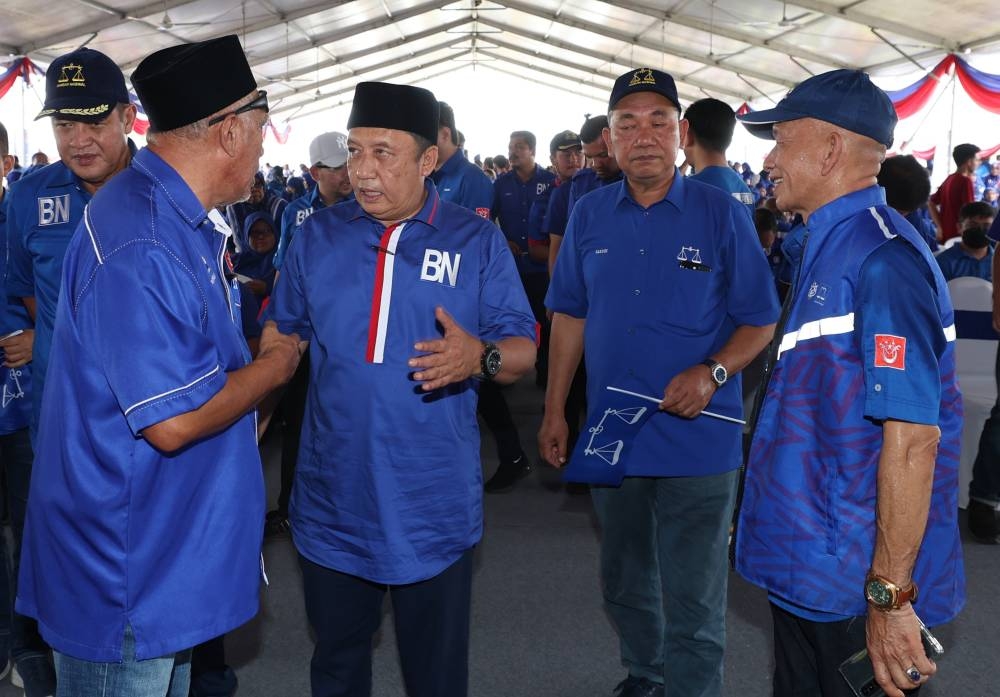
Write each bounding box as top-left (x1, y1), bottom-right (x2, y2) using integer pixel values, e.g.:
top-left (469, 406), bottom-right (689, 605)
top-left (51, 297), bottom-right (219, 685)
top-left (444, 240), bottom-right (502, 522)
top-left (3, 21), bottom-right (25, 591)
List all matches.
top-left (54, 627), bottom-right (191, 697)
top-left (590, 469), bottom-right (738, 697)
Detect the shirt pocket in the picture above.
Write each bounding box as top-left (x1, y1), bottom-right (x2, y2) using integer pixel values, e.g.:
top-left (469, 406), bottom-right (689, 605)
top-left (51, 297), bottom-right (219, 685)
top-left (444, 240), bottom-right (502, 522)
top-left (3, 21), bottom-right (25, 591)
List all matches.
top-left (653, 254), bottom-right (720, 335)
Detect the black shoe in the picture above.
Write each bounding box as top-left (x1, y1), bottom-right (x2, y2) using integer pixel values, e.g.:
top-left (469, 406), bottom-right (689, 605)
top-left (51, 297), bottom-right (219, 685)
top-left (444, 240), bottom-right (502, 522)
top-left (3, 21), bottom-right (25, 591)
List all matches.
top-left (613, 675), bottom-right (664, 697)
top-left (484, 455), bottom-right (531, 493)
top-left (263, 509), bottom-right (290, 538)
top-left (968, 499), bottom-right (1000, 543)
top-left (13, 655), bottom-right (56, 697)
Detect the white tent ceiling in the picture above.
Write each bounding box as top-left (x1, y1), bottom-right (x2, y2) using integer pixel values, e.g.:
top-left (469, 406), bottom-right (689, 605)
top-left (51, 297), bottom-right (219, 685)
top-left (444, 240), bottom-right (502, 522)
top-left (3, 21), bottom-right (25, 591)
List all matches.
top-left (3, 0), bottom-right (1000, 123)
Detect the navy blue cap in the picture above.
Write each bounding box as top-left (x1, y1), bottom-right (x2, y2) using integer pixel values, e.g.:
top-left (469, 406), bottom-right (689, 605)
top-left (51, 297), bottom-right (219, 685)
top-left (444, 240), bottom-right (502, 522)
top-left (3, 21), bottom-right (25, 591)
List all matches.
top-left (738, 69), bottom-right (897, 147)
top-left (550, 130), bottom-right (581, 154)
top-left (36, 48), bottom-right (128, 122)
top-left (608, 68), bottom-right (681, 113)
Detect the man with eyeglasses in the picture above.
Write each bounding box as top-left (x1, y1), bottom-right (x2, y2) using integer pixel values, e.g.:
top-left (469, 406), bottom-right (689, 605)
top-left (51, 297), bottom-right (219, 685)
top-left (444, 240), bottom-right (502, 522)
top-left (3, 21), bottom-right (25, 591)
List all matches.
top-left (16, 35), bottom-right (303, 697)
top-left (3, 44), bottom-right (138, 695)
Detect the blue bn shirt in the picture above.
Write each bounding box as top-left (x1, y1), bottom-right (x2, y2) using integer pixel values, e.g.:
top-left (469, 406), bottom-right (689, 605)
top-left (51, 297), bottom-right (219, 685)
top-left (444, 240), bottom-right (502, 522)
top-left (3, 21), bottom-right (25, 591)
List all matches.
top-left (17, 148), bottom-right (263, 662)
top-left (547, 170), bottom-right (780, 478)
top-left (736, 187), bottom-right (965, 625)
top-left (268, 180), bottom-right (536, 585)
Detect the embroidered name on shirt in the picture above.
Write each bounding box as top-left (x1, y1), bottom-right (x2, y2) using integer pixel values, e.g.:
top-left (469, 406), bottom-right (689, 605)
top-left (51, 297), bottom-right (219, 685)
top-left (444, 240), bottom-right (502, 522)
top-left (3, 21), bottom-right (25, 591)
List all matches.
top-left (874, 334), bottom-right (906, 370)
top-left (807, 281), bottom-right (829, 305)
top-left (420, 249), bottom-right (461, 287)
top-left (37, 195), bottom-right (71, 226)
top-left (595, 248), bottom-right (609, 254)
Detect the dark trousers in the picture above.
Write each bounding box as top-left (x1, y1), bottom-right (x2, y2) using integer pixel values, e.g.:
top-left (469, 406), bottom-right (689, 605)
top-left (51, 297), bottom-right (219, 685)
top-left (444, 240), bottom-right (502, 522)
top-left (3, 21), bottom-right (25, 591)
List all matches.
top-left (0, 428), bottom-right (48, 661)
top-left (477, 382), bottom-right (523, 463)
top-left (565, 363), bottom-right (587, 452)
top-left (189, 635), bottom-right (237, 697)
top-left (299, 549), bottom-right (473, 697)
top-left (277, 352), bottom-right (310, 513)
top-left (770, 603), bottom-right (921, 697)
top-left (970, 344), bottom-right (1000, 504)
top-left (521, 271), bottom-right (549, 383)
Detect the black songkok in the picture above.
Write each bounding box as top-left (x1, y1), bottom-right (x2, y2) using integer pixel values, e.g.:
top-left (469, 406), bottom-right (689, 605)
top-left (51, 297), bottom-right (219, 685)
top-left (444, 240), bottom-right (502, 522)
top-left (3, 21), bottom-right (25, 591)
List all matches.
top-left (347, 82), bottom-right (439, 144)
top-left (131, 35), bottom-right (257, 133)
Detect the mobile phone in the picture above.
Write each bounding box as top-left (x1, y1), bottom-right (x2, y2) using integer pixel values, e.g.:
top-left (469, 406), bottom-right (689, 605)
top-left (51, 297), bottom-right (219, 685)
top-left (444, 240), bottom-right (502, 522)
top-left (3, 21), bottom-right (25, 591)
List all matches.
top-left (838, 618), bottom-right (943, 697)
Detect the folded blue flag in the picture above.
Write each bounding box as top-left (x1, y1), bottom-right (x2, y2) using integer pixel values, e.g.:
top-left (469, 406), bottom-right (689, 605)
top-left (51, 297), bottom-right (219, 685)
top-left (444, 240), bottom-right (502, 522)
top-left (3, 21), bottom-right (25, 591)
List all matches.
top-left (563, 389), bottom-right (655, 485)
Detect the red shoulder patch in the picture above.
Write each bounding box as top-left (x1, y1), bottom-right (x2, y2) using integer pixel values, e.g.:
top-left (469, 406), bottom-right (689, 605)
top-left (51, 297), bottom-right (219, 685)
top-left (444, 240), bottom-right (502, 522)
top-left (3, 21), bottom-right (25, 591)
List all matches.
top-left (874, 334), bottom-right (906, 370)
top-left (475, 207), bottom-right (490, 219)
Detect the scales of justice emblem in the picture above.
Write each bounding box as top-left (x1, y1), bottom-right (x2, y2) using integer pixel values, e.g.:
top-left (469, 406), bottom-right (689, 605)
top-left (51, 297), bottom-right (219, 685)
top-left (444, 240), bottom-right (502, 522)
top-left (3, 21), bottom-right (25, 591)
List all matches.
top-left (583, 405), bottom-right (649, 466)
top-left (3, 369), bottom-right (25, 409)
top-left (676, 246), bottom-right (701, 264)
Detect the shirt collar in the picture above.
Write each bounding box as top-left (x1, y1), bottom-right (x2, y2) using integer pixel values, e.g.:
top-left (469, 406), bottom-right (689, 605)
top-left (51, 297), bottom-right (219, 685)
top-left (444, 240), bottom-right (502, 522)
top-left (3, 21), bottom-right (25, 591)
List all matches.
top-left (349, 178), bottom-right (442, 231)
top-left (433, 150), bottom-right (465, 181)
top-left (308, 186), bottom-right (324, 208)
top-left (132, 147), bottom-right (209, 229)
top-left (806, 186), bottom-right (886, 235)
top-left (614, 167), bottom-right (686, 213)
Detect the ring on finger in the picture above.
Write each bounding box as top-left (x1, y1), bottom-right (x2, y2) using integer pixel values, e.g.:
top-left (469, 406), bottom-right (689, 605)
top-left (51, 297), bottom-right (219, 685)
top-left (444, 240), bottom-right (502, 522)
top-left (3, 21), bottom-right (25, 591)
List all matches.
top-left (905, 666), bottom-right (921, 683)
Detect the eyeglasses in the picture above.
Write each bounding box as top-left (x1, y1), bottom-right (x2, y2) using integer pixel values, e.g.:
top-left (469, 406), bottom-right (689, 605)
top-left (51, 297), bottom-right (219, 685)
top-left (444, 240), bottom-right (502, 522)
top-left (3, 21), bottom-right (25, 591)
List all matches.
top-left (208, 91), bottom-right (270, 126)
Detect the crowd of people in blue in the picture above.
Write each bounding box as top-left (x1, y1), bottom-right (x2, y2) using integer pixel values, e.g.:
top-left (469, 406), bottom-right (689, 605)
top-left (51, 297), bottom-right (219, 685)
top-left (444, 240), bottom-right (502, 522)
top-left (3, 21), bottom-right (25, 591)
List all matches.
top-left (0, 30), bottom-right (990, 697)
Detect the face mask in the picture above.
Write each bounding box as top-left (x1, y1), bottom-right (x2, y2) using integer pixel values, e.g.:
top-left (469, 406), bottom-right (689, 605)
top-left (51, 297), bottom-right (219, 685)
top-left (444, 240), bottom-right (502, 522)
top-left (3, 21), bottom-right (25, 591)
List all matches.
top-left (962, 225), bottom-right (990, 250)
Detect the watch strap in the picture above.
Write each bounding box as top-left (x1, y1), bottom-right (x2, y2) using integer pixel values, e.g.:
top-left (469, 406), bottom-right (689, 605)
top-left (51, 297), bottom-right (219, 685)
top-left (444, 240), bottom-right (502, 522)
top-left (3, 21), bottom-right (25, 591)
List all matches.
top-left (865, 572), bottom-right (918, 611)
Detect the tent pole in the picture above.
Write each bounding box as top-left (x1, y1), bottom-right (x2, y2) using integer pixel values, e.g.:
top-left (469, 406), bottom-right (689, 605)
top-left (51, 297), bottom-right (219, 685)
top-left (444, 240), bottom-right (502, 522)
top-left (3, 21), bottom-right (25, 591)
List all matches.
top-left (947, 62), bottom-right (957, 174)
top-left (902, 70), bottom-right (954, 151)
top-left (21, 73), bottom-right (28, 164)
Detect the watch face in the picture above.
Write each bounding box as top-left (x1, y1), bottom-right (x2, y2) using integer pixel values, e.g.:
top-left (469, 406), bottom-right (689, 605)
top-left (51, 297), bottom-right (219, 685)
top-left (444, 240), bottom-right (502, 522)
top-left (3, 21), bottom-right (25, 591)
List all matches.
top-left (712, 365), bottom-right (727, 385)
top-left (484, 347), bottom-right (502, 376)
top-left (866, 579), bottom-right (892, 607)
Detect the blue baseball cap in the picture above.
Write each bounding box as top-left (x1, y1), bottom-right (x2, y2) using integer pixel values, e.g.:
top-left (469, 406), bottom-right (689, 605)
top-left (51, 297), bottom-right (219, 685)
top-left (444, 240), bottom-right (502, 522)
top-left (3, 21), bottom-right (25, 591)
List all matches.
top-left (36, 48), bottom-right (129, 122)
top-left (738, 69), bottom-right (897, 148)
top-left (608, 68), bottom-right (681, 113)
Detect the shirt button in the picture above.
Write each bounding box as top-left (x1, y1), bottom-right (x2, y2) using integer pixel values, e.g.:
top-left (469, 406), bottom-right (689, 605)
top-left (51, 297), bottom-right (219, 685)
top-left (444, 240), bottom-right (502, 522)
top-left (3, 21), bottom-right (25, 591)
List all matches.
top-left (639, 249), bottom-right (646, 255)
top-left (627, 328), bottom-right (635, 335)
top-left (634, 289), bottom-right (641, 295)
top-left (874, 384), bottom-right (882, 392)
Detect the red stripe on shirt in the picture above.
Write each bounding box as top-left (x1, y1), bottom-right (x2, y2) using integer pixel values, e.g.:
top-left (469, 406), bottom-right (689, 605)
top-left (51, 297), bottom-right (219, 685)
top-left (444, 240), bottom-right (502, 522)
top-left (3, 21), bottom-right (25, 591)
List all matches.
top-left (426, 190), bottom-right (440, 225)
top-left (365, 224), bottom-right (399, 363)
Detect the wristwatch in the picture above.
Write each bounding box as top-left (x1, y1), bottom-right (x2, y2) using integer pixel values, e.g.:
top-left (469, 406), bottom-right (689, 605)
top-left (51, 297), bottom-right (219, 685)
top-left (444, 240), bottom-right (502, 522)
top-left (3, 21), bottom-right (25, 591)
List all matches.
top-left (864, 572), bottom-right (919, 611)
top-left (480, 342), bottom-right (502, 380)
top-left (701, 359), bottom-right (728, 387)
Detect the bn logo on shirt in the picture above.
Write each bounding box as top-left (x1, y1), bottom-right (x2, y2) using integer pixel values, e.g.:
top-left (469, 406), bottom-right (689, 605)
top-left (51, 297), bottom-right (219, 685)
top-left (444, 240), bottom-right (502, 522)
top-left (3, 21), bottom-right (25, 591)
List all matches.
top-left (420, 249), bottom-right (461, 287)
top-left (37, 195), bottom-right (71, 226)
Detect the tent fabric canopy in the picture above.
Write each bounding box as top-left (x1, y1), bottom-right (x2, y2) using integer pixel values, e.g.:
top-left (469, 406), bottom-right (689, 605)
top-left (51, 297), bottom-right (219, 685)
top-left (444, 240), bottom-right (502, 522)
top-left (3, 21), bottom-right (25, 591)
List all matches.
top-left (1, 0), bottom-right (999, 125)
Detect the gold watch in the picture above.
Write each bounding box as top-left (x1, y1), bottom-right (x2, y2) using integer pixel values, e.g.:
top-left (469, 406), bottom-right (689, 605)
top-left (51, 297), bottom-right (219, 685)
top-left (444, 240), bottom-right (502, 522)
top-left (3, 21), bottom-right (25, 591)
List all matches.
top-left (864, 571), bottom-right (918, 611)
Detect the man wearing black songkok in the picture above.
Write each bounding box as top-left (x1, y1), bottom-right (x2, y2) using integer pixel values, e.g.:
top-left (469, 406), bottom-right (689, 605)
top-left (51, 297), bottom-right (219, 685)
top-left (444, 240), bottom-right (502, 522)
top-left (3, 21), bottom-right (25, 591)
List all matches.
top-left (266, 81), bottom-right (537, 697)
top-left (16, 35), bottom-right (303, 697)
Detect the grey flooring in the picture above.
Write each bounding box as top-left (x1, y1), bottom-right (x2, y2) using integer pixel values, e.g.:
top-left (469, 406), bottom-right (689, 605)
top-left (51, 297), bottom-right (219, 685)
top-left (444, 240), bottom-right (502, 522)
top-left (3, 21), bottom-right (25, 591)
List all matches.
top-left (2, 377), bottom-right (996, 696)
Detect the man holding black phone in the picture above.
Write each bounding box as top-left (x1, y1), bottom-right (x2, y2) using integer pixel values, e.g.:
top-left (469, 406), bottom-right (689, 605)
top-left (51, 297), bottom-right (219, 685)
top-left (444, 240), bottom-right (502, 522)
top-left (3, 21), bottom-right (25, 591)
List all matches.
top-left (734, 70), bottom-right (965, 697)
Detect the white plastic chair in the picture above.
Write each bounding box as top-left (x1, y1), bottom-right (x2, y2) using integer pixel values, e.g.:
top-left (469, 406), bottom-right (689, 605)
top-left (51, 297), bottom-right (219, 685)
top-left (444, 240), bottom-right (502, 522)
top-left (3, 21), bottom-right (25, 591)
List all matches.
top-left (947, 276), bottom-right (997, 508)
